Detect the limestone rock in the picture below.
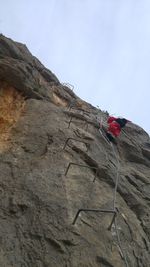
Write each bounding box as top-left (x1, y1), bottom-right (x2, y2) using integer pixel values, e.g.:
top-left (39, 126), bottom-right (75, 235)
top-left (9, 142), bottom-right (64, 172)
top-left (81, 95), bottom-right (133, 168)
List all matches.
top-left (0, 35), bottom-right (150, 267)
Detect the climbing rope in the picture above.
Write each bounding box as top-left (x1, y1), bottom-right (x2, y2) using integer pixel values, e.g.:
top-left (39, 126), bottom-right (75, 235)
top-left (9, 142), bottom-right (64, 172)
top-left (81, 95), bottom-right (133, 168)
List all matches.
top-left (122, 128), bottom-right (138, 148)
top-left (114, 218), bottom-right (129, 267)
top-left (111, 144), bottom-right (120, 211)
top-left (65, 109), bottom-right (129, 266)
top-left (98, 117), bottom-right (129, 267)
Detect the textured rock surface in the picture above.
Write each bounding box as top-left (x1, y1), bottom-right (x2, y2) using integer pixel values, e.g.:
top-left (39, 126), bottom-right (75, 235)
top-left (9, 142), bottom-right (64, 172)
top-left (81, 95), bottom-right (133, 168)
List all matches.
top-left (0, 35), bottom-right (150, 267)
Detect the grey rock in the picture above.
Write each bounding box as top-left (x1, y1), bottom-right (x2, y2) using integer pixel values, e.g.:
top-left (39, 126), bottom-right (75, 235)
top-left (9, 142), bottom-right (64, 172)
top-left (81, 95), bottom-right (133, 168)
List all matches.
top-left (0, 35), bottom-right (149, 267)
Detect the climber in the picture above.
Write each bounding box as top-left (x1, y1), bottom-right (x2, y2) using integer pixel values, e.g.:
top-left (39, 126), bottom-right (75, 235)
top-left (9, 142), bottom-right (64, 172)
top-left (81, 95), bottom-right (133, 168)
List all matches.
top-left (106, 116), bottom-right (129, 143)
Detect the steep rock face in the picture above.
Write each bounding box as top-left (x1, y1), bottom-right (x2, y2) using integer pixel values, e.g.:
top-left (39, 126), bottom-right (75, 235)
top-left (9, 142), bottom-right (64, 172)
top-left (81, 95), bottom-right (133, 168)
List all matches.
top-left (0, 35), bottom-right (149, 267)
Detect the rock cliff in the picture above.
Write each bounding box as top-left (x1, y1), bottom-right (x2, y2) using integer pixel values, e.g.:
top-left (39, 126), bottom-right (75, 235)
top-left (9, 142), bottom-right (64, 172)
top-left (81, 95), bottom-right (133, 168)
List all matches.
top-left (0, 35), bottom-right (150, 267)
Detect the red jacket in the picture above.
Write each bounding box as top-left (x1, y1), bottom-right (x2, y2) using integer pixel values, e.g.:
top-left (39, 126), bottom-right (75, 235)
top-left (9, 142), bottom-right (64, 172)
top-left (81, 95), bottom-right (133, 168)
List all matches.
top-left (107, 116), bottom-right (121, 137)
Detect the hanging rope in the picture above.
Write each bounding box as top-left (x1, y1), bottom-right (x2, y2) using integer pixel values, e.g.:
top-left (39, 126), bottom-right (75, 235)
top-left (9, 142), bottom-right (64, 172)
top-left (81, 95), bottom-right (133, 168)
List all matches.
top-left (98, 116), bottom-right (129, 267)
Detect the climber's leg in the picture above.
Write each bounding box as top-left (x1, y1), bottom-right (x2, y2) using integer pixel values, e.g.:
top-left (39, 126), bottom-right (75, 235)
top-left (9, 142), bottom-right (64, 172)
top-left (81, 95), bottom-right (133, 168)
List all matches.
top-left (106, 132), bottom-right (117, 144)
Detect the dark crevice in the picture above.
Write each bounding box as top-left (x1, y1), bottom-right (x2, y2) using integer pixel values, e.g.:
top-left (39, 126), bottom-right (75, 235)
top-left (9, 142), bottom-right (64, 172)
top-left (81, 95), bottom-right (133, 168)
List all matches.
top-left (44, 237), bottom-right (65, 253)
top-left (96, 256), bottom-right (114, 267)
top-left (125, 175), bottom-right (142, 194)
top-left (132, 173), bottom-right (150, 185)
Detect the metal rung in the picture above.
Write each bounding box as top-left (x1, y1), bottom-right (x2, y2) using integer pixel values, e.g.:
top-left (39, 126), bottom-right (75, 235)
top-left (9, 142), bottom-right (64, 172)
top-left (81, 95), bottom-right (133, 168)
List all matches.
top-left (67, 115), bottom-right (88, 130)
top-left (68, 106), bottom-right (91, 115)
top-left (62, 82), bottom-right (74, 90)
top-left (63, 137), bottom-right (90, 152)
top-left (72, 208), bottom-right (117, 229)
top-left (65, 162), bottom-right (98, 182)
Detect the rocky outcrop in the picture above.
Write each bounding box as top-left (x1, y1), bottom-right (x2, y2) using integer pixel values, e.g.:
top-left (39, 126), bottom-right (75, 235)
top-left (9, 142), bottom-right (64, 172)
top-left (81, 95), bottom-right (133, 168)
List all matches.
top-left (0, 35), bottom-right (149, 267)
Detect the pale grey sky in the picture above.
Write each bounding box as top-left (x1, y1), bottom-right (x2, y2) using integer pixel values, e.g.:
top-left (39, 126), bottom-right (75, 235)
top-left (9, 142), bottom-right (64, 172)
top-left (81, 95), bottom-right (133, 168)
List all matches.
top-left (0, 0), bottom-right (150, 133)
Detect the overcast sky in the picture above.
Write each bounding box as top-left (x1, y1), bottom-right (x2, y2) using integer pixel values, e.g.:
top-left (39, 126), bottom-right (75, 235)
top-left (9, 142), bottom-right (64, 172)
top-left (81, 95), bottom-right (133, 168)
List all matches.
top-left (0, 0), bottom-right (150, 133)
